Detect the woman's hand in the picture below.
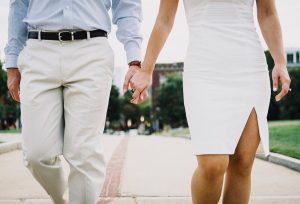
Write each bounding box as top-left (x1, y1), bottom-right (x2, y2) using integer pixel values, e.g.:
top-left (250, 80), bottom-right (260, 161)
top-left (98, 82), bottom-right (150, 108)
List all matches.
top-left (125, 66), bottom-right (152, 104)
top-left (272, 64), bottom-right (291, 102)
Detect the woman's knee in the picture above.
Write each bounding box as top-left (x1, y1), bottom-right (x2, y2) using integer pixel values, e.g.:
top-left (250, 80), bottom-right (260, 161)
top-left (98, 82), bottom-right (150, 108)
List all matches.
top-left (229, 154), bottom-right (255, 176)
top-left (197, 155), bottom-right (229, 180)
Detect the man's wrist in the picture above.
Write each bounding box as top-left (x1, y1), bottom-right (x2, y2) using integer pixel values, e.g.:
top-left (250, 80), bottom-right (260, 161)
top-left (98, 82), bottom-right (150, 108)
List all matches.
top-left (128, 60), bottom-right (141, 68)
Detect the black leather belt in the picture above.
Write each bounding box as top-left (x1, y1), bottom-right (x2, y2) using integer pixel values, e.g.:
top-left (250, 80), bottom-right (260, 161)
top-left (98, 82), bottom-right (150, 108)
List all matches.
top-left (28, 29), bottom-right (108, 41)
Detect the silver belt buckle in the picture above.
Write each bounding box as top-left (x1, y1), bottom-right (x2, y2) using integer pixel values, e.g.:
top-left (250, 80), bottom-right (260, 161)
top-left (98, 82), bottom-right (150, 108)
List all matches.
top-left (58, 31), bottom-right (75, 42)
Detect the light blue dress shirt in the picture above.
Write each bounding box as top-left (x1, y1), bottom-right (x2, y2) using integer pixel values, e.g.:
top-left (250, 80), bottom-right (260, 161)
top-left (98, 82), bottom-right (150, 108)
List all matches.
top-left (4, 0), bottom-right (143, 68)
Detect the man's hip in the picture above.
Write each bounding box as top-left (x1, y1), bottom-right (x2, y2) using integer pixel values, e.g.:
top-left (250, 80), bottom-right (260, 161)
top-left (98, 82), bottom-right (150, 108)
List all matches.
top-left (18, 36), bottom-right (114, 86)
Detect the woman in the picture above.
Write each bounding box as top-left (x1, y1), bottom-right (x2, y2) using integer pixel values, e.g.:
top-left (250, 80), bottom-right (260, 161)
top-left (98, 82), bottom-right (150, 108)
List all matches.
top-left (124, 0), bottom-right (291, 203)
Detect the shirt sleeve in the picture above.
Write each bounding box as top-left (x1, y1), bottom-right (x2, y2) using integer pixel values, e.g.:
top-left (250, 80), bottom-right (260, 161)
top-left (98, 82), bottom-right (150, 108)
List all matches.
top-left (4, 0), bottom-right (29, 69)
top-left (112, 0), bottom-right (143, 63)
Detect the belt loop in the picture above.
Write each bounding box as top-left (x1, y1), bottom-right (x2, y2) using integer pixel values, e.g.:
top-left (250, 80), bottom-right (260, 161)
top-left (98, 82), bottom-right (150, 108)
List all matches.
top-left (71, 31), bottom-right (75, 41)
top-left (86, 31), bottom-right (90, 40)
top-left (38, 30), bottom-right (42, 41)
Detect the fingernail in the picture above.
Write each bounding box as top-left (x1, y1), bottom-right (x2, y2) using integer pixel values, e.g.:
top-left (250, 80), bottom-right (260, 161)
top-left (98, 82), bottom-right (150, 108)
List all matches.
top-left (273, 88), bottom-right (277, 92)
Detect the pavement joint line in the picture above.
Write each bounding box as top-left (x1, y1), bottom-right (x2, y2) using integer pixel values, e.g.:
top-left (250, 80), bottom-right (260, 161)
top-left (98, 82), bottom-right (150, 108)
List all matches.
top-left (98, 136), bottom-right (130, 204)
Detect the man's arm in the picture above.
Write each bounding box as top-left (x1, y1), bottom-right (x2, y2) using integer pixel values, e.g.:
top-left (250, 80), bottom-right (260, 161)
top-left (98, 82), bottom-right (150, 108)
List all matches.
top-left (5, 0), bottom-right (29, 69)
top-left (112, 0), bottom-right (143, 64)
top-left (4, 0), bottom-right (29, 102)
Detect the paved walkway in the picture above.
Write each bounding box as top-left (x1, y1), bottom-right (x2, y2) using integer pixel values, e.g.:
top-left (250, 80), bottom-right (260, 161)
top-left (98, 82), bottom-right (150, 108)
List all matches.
top-left (0, 135), bottom-right (300, 204)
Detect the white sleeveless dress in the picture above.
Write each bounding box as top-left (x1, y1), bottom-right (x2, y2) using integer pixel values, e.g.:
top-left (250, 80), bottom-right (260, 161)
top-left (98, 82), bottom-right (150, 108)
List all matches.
top-left (183, 0), bottom-right (271, 156)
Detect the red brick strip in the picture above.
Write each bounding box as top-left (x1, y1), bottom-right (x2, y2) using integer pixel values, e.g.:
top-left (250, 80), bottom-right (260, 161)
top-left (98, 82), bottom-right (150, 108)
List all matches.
top-left (97, 136), bottom-right (130, 204)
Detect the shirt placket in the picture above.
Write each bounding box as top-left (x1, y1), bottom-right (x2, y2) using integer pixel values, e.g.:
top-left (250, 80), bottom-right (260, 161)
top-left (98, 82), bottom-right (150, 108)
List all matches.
top-left (63, 0), bottom-right (73, 29)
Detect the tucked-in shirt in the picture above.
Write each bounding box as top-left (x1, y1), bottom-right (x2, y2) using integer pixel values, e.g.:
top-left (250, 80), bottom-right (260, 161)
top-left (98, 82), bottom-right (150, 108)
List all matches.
top-left (4, 0), bottom-right (143, 68)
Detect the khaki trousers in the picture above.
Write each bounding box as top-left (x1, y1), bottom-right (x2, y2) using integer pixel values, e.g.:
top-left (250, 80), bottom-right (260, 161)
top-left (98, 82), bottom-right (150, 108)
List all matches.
top-left (17, 37), bottom-right (114, 204)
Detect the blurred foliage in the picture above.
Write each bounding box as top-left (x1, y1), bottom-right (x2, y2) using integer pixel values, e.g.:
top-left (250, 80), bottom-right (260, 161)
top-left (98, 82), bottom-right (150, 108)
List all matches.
top-left (155, 73), bottom-right (188, 128)
top-left (121, 91), bottom-right (141, 129)
top-left (105, 87), bottom-right (151, 130)
top-left (106, 84), bottom-right (121, 123)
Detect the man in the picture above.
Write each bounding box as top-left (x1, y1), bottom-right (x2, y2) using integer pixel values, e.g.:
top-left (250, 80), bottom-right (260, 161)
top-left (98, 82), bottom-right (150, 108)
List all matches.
top-left (5, 0), bottom-right (142, 203)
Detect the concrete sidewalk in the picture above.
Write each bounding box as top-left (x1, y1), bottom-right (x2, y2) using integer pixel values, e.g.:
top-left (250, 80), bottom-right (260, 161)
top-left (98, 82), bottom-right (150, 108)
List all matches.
top-left (0, 135), bottom-right (300, 204)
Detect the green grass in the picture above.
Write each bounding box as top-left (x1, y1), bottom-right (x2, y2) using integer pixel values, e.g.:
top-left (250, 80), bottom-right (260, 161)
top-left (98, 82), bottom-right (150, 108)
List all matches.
top-left (0, 129), bottom-right (21, 134)
top-left (269, 120), bottom-right (300, 159)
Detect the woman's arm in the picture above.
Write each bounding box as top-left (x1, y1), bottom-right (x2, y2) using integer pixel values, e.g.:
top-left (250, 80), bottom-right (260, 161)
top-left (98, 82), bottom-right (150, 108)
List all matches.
top-left (256, 0), bottom-right (291, 101)
top-left (123, 0), bottom-right (179, 104)
top-left (142, 0), bottom-right (179, 72)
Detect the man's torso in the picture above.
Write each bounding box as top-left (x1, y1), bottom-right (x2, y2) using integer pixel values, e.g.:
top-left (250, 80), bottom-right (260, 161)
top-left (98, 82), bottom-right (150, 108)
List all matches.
top-left (24, 0), bottom-right (112, 31)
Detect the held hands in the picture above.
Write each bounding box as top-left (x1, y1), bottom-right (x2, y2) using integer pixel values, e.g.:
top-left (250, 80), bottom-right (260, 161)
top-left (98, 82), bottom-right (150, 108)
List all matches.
top-left (7, 68), bottom-right (21, 102)
top-left (123, 64), bottom-right (152, 104)
top-left (272, 64), bottom-right (291, 102)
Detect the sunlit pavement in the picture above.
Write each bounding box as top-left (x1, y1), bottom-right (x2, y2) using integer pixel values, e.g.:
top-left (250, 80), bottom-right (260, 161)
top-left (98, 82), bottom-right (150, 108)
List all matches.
top-left (0, 134), bottom-right (300, 204)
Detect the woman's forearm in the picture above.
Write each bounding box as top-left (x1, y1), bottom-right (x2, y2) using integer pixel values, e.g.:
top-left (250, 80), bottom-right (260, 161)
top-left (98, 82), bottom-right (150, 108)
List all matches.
top-left (142, 0), bottom-right (179, 73)
top-left (142, 21), bottom-right (173, 72)
top-left (257, 2), bottom-right (286, 66)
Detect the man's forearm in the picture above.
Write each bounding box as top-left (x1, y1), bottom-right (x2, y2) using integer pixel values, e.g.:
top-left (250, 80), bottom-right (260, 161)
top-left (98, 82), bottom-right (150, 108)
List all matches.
top-left (115, 17), bottom-right (143, 63)
top-left (4, 0), bottom-right (29, 69)
top-left (112, 0), bottom-right (142, 63)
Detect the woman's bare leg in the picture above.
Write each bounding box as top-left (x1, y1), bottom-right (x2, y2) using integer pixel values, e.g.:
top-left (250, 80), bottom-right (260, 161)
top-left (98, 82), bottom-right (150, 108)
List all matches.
top-left (191, 154), bottom-right (229, 204)
top-left (222, 109), bottom-right (261, 204)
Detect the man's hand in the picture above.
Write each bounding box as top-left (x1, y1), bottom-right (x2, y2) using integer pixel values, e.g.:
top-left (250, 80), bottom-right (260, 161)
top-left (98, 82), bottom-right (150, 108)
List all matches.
top-left (129, 68), bottom-right (152, 104)
top-left (123, 65), bottom-right (152, 104)
top-left (123, 65), bottom-right (140, 93)
top-left (272, 64), bottom-right (291, 102)
top-left (7, 68), bottom-right (21, 102)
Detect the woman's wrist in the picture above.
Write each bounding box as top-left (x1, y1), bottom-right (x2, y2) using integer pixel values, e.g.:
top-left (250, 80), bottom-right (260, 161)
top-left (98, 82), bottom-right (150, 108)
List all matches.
top-left (273, 53), bottom-right (286, 67)
top-left (274, 61), bottom-right (287, 68)
top-left (141, 62), bottom-right (155, 74)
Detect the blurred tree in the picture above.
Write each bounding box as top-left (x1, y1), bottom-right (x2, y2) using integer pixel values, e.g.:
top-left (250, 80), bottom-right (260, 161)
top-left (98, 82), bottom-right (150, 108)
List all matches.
top-left (138, 99), bottom-right (151, 120)
top-left (106, 84), bottom-right (121, 122)
top-left (121, 91), bottom-right (140, 129)
top-left (265, 51), bottom-right (300, 120)
top-left (155, 73), bottom-right (187, 128)
top-left (105, 85), bottom-right (151, 131)
top-left (279, 67), bottom-right (300, 119)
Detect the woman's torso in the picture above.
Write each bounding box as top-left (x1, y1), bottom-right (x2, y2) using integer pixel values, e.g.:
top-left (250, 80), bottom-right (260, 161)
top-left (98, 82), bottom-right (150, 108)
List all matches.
top-left (183, 0), bottom-right (267, 72)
